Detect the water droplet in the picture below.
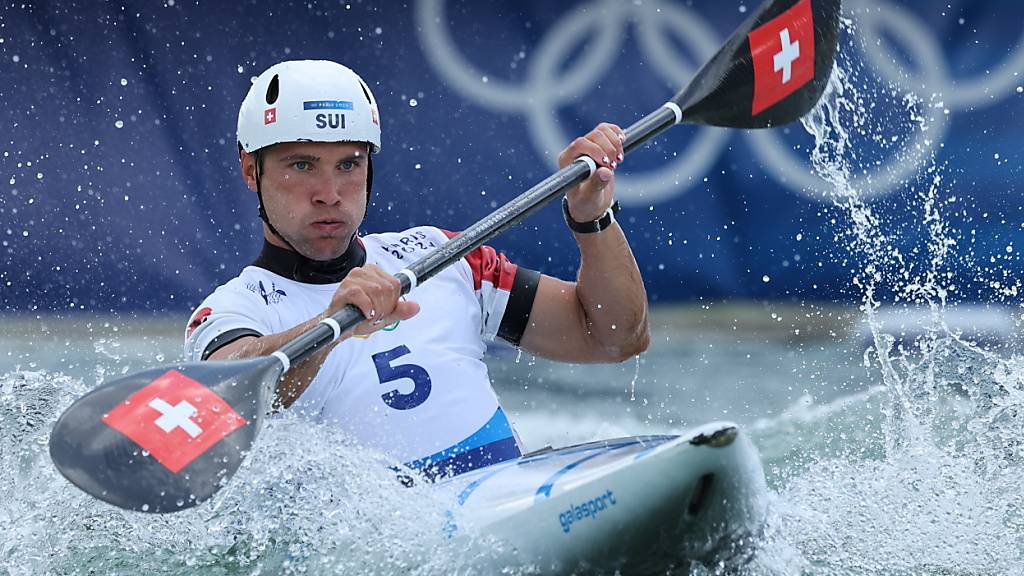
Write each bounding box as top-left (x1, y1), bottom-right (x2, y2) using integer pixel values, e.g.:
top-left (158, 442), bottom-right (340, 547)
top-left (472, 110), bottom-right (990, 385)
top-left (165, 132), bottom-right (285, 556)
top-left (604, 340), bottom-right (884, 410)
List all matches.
top-left (141, 503), bottom-right (149, 511)
top-left (762, 275), bottom-right (771, 283)
top-left (408, 98), bottom-right (418, 107)
top-left (114, 120), bottom-right (124, 129)
top-left (12, 55), bottom-right (20, 63)
top-left (36, 173), bottom-right (43, 180)
top-left (237, 65), bottom-right (244, 74)
top-left (120, 78), bottom-right (128, 86)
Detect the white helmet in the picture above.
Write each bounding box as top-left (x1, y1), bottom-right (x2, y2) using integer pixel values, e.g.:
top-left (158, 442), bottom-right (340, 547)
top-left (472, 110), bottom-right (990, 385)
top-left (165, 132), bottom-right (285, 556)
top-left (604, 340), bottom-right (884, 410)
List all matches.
top-left (237, 60), bottom-right (381, 154)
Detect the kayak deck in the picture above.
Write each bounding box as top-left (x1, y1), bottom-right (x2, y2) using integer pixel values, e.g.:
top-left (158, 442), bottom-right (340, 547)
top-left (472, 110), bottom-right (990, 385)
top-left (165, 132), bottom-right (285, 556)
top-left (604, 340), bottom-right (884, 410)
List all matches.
top-left (436, 422), bottom-right (768, 573)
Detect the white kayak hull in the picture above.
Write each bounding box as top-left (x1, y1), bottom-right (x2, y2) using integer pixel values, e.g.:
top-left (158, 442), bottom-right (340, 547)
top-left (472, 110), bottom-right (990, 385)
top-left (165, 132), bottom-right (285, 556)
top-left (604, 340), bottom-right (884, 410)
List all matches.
top-left (437, 422), bottom-right (768, 574)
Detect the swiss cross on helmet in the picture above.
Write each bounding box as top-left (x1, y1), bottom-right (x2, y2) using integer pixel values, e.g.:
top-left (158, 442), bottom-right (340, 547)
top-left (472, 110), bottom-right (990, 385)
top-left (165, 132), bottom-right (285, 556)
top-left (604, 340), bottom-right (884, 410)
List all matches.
top-left (237, 60), bottom-right (381, 153)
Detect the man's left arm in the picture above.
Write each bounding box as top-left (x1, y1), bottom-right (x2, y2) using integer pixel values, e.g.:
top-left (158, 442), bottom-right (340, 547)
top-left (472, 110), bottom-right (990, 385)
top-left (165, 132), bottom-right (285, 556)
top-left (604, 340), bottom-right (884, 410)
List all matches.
top-left (518, 123), bottom-right (650, 363)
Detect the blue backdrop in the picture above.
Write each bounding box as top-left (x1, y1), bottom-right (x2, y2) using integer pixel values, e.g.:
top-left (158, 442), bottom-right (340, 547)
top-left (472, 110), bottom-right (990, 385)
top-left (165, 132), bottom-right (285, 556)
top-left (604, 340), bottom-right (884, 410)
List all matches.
top-left (1, 0), bottom-right (1021, 312)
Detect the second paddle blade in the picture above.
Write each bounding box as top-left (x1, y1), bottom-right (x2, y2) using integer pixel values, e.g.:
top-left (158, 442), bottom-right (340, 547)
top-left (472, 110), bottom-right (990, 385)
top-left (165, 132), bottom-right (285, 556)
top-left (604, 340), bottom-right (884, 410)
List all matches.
top-left (675, 0), bottom-right (842, 128)
top-left (49, 356), bottom-right (282, 513)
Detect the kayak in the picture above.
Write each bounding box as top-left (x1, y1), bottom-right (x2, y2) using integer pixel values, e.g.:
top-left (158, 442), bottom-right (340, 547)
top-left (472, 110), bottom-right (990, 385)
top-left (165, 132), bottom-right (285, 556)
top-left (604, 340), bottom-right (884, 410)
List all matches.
top-left (436, 422), bottom-right (768, 573)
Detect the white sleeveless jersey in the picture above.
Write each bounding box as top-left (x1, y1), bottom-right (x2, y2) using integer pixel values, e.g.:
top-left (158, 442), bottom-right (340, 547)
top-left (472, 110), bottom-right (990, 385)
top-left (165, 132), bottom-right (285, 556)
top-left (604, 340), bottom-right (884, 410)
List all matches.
top-left (183, 226), bottom-right (537, 479)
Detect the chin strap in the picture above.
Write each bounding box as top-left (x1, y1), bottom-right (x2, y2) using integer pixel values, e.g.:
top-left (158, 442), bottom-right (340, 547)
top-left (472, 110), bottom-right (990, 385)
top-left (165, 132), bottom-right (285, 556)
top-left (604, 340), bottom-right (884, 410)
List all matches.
top-left (252, 150), bottom-right (300, 253)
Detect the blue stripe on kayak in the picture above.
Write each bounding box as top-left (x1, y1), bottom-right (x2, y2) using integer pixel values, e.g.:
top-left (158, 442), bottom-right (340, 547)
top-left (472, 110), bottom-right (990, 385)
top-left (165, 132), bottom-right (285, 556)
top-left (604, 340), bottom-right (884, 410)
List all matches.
top-left (457, 437), bottom-right (669, 506)
top-left (405, 408), bottom-right (521, 481)
top-left (534, 442), bottom-right (640, 501)
top-left (457, 465), bottom-right (510, 506)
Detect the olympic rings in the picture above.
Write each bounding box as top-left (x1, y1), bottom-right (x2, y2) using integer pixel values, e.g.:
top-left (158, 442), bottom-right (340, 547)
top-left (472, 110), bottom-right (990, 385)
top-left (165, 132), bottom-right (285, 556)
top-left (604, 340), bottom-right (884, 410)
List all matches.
top-left (415, 0), bottom-right (1022, 205)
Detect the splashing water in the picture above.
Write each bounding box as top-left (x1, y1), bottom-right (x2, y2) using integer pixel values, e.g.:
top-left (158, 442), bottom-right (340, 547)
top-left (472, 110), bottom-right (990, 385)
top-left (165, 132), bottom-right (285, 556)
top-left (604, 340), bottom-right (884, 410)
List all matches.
top-left (0, 371), bottom-right (509, 575)
top-left (5, 14), bottom-right (1024, 576)
top-left (753, 19), bottom-right (1024, 576)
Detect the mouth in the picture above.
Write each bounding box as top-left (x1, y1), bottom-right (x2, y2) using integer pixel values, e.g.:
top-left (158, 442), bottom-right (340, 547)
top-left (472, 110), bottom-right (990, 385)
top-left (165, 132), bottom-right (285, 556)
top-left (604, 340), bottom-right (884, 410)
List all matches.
top-left (311, 219), bottom-right (345, 233)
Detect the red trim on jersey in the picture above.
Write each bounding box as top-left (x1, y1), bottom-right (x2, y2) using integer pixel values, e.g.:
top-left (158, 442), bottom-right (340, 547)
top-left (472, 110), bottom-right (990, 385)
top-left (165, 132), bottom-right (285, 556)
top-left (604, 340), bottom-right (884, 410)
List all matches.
top-left (442, 230), bottom-right (518, 291)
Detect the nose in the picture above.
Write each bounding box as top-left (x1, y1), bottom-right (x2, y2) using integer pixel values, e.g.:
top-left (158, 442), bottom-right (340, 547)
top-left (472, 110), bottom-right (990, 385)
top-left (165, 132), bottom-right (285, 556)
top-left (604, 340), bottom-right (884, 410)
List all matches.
top-left (311, 172), bottom-right (346, 206)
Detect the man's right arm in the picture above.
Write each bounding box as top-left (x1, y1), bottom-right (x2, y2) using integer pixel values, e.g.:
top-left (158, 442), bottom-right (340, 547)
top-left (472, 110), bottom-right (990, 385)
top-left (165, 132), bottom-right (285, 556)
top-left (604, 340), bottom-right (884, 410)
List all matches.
top-left (207, 317), bottom-right (341, 408)
top-left (203, 264), bottom-right (419, 409)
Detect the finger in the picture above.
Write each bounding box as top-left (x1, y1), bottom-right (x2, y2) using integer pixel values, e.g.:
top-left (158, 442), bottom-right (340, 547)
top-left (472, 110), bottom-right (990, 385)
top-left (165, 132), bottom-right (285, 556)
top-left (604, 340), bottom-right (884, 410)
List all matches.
top-left (576, 166), bottom-right (614, 200)
top-left (579, 138), bottom-right (613, 170)
top-left (558, 136), bottom-right (608, 170)
top-left (361, 299), bottom-right (418, 335)
top-left (386, 300), bottom-right (420, 324)
top-left (588, 128), bottom-right (620, 170)
top-left (596, 123), bottom-right (625, 164)
top-left (368, 270), bottom-right (402, 314)
top-left (340, 285), bottom-right (376, 328)
top-left (349, 267), bottom-right (400, 309)
top-left (593, 166), bottom-right (614, 186)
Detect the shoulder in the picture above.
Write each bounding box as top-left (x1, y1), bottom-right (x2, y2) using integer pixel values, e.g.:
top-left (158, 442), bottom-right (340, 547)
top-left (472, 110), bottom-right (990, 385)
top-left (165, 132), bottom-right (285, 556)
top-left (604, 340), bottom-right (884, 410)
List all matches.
top-left (190, 267), bottom-right (301, 323)
top-left (206, 268), bottom-right (279, 303)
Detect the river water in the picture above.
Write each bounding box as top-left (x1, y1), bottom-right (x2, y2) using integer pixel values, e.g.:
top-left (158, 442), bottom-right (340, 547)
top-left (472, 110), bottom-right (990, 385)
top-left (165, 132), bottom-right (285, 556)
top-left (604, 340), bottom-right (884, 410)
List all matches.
top-left (3, 22), bottom-right (1024, 576)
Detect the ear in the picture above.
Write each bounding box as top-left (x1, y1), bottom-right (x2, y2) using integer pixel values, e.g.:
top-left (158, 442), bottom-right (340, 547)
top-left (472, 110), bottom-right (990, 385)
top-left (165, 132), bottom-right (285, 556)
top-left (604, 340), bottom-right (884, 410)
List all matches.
top-left (240, 150), bottom-right (258, 193)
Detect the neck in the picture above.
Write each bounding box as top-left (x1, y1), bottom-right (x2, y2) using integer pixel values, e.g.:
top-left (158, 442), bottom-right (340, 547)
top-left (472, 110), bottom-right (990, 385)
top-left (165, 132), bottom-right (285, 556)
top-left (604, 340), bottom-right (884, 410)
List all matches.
top-left (251, 235), bottom-right (367, 284)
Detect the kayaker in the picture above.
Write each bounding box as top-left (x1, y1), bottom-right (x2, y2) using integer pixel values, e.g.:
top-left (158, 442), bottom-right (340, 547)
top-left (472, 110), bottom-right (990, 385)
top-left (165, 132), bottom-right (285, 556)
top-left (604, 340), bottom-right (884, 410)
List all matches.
top-left (183, 60), bottom-right (649, 479)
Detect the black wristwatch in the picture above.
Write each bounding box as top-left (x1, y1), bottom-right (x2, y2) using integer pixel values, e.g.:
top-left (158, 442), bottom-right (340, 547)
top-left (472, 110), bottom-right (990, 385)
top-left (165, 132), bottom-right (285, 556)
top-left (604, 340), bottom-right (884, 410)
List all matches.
top-left (562, 197), bottom-right (621, 234)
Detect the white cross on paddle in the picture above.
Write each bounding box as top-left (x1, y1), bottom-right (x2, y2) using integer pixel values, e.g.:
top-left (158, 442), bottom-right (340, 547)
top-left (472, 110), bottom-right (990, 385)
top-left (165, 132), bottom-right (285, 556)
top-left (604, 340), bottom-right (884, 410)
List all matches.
top-left (149, 398), bottom-right (203, 438)
top-left (773, 28), bottom-right (800, 84)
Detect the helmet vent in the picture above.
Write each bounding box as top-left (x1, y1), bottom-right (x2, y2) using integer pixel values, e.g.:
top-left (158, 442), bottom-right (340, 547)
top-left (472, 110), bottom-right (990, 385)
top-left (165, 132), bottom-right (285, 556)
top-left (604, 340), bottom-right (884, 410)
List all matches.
top-left (357, 79), bottom-right (374, 106)
top-left (265, 74), bottom-right (280, 105)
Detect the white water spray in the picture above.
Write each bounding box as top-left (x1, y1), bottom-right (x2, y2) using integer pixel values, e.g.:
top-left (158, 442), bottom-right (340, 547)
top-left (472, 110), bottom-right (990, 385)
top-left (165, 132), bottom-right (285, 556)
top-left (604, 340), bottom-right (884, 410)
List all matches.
top-left (758, 18), bottom-right (1024, 575)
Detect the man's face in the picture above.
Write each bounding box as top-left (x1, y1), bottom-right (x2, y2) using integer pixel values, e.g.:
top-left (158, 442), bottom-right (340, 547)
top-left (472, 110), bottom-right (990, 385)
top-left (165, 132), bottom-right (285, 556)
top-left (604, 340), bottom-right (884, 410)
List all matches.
top-left (242, 141), bottom-right (369, 261)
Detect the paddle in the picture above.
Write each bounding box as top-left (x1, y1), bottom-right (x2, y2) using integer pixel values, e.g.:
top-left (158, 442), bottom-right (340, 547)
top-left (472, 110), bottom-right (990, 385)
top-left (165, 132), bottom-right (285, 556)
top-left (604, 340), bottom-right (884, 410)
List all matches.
top-left (50, 0), bottom-right (841, 513)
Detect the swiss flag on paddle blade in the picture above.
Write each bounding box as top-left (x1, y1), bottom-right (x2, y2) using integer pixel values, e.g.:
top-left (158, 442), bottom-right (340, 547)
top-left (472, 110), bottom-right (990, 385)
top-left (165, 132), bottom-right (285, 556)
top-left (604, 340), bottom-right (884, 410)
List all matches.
top-left (748, 0), bottom-right (815, 116)
top-left (102, 370), bottom-right (247, 474)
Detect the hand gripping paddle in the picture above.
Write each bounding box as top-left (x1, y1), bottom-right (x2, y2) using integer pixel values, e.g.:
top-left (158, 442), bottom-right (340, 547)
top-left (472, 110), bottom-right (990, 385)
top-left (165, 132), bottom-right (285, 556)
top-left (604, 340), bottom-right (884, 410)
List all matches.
top-left (50, 0), bottom-right (842, 513)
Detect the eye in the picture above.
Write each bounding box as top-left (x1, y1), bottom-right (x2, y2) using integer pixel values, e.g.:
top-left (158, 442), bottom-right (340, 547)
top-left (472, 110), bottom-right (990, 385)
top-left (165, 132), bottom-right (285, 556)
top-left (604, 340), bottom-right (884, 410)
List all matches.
top-left (340, 160), bottom-right (358, 171)
top-left (291, 160), bottom-right (312, 171)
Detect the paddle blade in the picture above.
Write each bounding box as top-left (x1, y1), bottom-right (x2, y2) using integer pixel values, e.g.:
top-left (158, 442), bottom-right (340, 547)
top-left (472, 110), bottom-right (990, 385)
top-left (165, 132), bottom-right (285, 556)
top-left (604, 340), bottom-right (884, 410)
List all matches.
top-left (674, 0), bottom-right (841, 128)
top-left (49, 357), bottom-right (282, 513)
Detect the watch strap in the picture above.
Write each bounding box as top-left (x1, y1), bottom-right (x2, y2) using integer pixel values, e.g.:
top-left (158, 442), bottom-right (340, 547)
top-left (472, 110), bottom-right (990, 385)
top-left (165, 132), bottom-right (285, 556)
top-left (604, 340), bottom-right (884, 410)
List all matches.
top-left (562, 197), bottom-right (621, 234)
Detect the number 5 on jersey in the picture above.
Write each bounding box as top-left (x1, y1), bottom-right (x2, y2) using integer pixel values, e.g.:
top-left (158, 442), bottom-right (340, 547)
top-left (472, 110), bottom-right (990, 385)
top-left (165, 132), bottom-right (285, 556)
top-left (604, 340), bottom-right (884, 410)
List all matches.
top-left (372, 345), bottom-right (432, 410)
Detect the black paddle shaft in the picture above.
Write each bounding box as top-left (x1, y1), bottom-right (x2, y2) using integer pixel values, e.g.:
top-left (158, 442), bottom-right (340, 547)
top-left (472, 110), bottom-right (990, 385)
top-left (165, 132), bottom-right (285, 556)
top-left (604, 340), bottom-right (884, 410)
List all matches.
top-left (49, 0), bottom-right (841, 513)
